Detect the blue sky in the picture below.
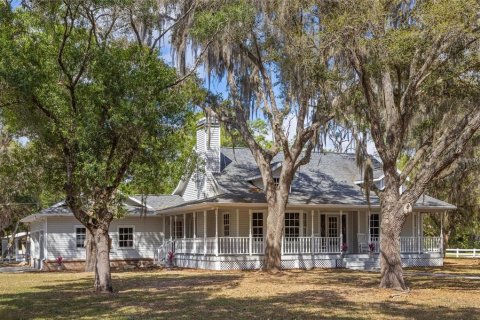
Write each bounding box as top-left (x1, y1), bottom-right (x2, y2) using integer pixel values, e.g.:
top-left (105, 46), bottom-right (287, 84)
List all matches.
top-left (9, 2), bottom-right (377, 156)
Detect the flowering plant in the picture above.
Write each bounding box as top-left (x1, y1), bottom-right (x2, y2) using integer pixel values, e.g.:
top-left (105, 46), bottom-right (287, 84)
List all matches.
top-left (368, 243), bottom-right (375, 252)
top-left (55, 256), bottom-right (63, 266)
top-left (341, 243), bottom-right (348, 252)
top-left (167, 250), bottom-right (175, 266)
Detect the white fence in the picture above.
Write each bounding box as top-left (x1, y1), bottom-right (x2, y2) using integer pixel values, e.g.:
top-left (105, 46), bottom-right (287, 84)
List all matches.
top-left (446, 248), bottom-right (480, 258)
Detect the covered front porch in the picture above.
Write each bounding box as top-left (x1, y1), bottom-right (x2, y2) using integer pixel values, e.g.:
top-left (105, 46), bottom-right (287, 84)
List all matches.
top-left (156, 207), bottom-right (443, 269)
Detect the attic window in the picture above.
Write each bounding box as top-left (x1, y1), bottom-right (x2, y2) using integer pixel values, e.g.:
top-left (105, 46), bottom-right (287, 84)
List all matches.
top-left (274, 178), bottom-right (280, 188)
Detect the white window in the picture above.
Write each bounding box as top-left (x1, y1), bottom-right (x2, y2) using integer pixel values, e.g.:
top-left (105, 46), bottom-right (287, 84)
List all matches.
top-left (118, 227), bottom-right (134, 248)
top-left (285, 212), bottom-right (300, 237)
top-left (223, 213), bottom-right (230, 236)
top-left (328, 216), bottom-right (338, 237)
top-left (175, 220), bottom-right (183, 238)
top-left (75, 227), bottom-right (86, 248)
top-left (369, 214), bottom-right (380, 239)
top-left (252, 212), bottom-right (263, 238)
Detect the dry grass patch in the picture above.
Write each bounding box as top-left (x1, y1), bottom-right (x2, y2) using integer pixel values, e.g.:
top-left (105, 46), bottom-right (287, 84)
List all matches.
top-left (0, 259), bottom-right (479, 319)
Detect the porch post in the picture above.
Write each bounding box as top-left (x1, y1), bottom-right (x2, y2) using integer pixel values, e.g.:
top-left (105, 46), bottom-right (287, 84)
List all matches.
top-left (193, 212), bottom-right (197, 238)
top-left (311, 210), bottom-right (314, 255)
top-left (215, 208), bottom-right (219, 256)
top-left (183, 213), bottom-right (186, 239)
top-left (417, 213), bottom-right (421, 254)
top-left (236, 209), bottom-right (239, 237)
top-left (169, 216), bottom-right (173, 241)
top-left (249, 211), bottom-right (252, 256)
top-left (367, 211), bottom-right (370, 243)
top-left (203, 210), bottom-right (207, 256)
top-left (162, 216), bottom-right (166, 243)
top-left (174, 215), bottom-right (177, 240)
top-left (440, 211), bottom-right (444, 255)
top-left (300, 212), bottom-right (304, 237)
top-left (339, 210), bottom-right (343, 252)
top-left (193, 212), bottom-right (197, 253)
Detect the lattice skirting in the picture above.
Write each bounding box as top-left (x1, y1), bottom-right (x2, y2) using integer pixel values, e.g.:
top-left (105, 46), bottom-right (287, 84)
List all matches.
top-left (174, 255), bottom-right (442, 270)
top-left (219, 259), bottom-right (336, 270)
top-left (281, 259), bottom-right (337, 269)
top-left (220, 260), bottom-right (263, 270)
top-left (402, 257), bottom-right (443, 267)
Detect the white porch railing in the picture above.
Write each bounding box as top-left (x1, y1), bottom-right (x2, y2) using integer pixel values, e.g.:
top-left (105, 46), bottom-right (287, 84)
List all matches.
top-left (159, 236), bottom-right (442, 257)
top-left (218, 237), bottom-right (249, 254)
top-left (400, 236), bottom-right (442, 253)
top-left (422, 237), bottom-right (442, 253)
top-left (370, 237), bottom-right (380, 253)
top-left (156, 239), bottom-right (174, 265)
top-left (312, 237), bottom-right (342, 253)
top-left (283, 237), bottom-right (311, 254)
top-left (251, 237), bottom-right (264, 254)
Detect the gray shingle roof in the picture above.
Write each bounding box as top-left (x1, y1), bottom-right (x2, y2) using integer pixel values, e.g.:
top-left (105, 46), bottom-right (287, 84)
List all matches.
top-left (215, 148), bottom-right (382, 206)
top-left (164, 148), bottom-right (454, 211)
top-left (130, 195), bottom-right (185, 210)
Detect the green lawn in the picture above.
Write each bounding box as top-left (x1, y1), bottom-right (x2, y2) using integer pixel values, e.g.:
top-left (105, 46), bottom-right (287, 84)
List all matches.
top-left (0, 259), bottom-right (479, 319)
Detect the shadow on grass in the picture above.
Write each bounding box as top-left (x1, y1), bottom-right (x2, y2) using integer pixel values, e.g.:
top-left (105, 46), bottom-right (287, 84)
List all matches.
top-left (0, 269), bottom-right (479, 319)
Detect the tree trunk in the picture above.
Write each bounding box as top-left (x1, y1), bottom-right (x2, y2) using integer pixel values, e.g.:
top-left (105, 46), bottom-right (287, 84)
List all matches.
top-left (263, 192), bottom-right (288, 271)
top-left (442, 231), bottom-right (450, 257)
top-left (378, 171), bottom-right (409, 291)
top-left (84, 229), bottom-right (96, 272)
top-left (7, 220), bottom-right (20, 258)
top-left (379, 214), bottom-right (407, 290)
top-left (93, 227), bottom-right (113, 293)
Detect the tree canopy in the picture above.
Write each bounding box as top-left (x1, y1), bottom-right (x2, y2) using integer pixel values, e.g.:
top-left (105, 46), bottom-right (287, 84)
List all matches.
top-left (0, 0), bottom-right (198, 291)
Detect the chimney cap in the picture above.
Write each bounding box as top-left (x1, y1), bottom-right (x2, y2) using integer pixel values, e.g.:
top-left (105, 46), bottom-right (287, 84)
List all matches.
top-left (197, 116), bottom-right (219, 127)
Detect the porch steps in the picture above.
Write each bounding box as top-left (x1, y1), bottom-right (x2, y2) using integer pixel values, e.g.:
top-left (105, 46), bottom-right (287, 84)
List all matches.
top-left (342, 256), bottom-right (379, 271)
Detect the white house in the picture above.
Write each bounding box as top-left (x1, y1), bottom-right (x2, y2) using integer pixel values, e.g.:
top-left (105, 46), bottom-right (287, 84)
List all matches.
top-left (21, 117), bottom-right (454, 271)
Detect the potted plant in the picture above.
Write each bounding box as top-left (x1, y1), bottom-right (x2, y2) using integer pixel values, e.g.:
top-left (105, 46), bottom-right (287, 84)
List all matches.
top-left (55, 256), bottom-right (63, 271)
top-left (167, 250), bottom-right (175, 269)
top-left (368, 243), bottom-right (375, 257)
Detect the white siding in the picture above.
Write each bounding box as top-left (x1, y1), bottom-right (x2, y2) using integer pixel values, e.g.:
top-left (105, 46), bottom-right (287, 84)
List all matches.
top-left (205, 174), bottom-right (217, 198)
top-left (29, 220), bottom-right (45, 263)
top-left (196, 125), bottom-right (206, 154)
top-left (183, 172), bottom-right (202, 201)
top-left (182, 120), bottom-right (220, 202)
top-left (205, 125), bottom-right (220, 173)
top-left (110, 217), bottom-right (164, 260)
top-left (45, 216), bottom-right (165, 260)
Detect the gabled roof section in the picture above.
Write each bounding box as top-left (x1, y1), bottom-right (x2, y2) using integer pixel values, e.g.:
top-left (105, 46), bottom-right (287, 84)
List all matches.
top-left (130, 195), bottom-right (185, 210)
top-left (245, 161), bottom-right (283, 181)
top-left (21, 195), bottom-right (184, 223)
top-left (172, 177), bottom-right (188, 196)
